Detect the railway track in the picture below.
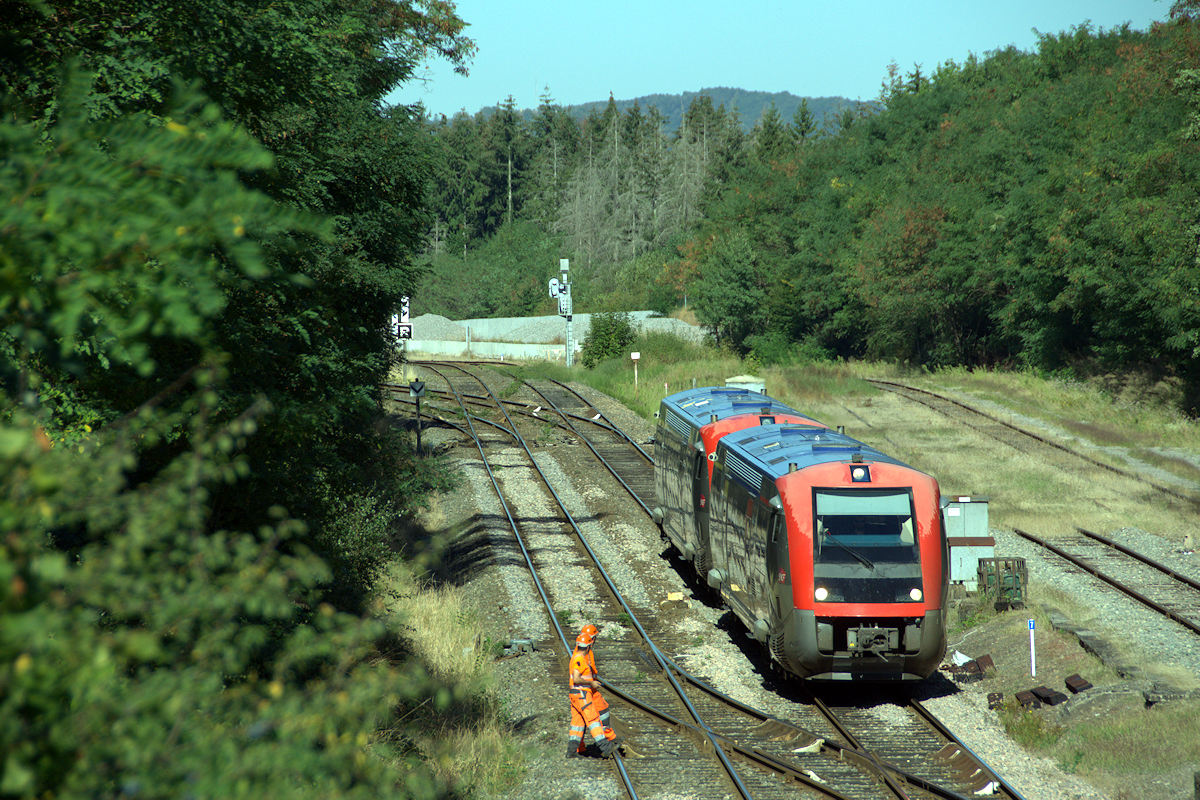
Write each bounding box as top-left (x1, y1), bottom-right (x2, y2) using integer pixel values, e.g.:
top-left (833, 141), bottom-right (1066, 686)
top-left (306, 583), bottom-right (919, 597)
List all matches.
top-left (523, 378), bottom-right (656, 516)
top-left (1013, 527), bottom-right (1200, 638)
top-left (866, 379), bottom-right (1200, 510)
top-left (387, 362), bottom-right (1025, 799)
top-left (416, 363), bottom-right (799, 798)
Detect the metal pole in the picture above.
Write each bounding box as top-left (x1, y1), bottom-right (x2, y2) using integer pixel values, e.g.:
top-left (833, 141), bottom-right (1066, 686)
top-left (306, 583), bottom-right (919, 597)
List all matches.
top-left (565, 314), bottom-right (573, 367)
top-left (415, 396), bottom-right (422, 455)
top-left (560, 258), bottom-right (574, 368)
top-left (1029, 619), bottom-right (1036, 677)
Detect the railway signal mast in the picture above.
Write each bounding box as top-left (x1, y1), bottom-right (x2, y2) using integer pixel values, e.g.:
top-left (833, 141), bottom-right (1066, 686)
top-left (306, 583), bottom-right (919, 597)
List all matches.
top-left (548, 258), bottom-right (574, 367)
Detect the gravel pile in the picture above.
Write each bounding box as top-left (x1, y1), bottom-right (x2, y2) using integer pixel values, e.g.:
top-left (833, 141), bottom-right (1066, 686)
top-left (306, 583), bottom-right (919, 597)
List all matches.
top-left (410, 311), bottom-right (705, 345)
top-left (411, 313), bottom-right (466, 341)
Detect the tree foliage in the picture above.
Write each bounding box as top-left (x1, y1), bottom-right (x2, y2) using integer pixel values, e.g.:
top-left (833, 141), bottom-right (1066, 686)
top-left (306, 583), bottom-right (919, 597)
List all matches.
top-left (1, 1), bottom-right (476, 796)
top-left (416, 15), bottom-right (1200, 413)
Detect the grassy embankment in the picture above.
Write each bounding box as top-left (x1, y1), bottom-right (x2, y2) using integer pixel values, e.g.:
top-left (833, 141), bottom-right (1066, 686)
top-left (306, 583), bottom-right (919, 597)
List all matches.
top-left (371, 502), bottom-right (529, 796)
top-left (392, 328), bottom-right (1200, 795)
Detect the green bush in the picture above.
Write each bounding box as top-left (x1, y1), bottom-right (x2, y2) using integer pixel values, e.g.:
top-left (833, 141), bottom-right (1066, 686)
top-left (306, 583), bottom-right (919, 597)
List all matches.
top-left (581, 311), bottom-right (636, 369)
top-left (747, 332), bottom-right (834, 366)
top-left (633, 330), bottom-right (710, 365)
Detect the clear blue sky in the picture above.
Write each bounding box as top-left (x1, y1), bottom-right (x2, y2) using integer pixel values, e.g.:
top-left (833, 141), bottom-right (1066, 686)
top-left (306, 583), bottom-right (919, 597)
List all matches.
top-left (388, 1), bottom-right (1170, 117)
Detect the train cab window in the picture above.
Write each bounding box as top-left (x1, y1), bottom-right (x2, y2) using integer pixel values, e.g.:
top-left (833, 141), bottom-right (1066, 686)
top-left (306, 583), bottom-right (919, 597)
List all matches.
top-left (812, 488), bottom-right (923, 603)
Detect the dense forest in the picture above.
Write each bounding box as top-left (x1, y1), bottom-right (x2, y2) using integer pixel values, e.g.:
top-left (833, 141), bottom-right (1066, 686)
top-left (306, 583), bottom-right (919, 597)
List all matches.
top-left (476, 87), bottom-right (855, 136)
top-left (1, 1), bottom-right (477, 797)
top-left (418, 14), bottom-right (1200, 414)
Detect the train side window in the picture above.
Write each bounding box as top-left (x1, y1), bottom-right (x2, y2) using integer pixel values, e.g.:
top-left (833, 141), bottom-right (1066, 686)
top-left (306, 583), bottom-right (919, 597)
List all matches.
top-left (755, 505), bottom-right (770, 539)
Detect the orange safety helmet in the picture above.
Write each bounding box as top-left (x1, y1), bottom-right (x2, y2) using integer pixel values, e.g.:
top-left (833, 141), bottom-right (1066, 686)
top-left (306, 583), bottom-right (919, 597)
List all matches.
top-left (576, 623), bottom-right (599, 647)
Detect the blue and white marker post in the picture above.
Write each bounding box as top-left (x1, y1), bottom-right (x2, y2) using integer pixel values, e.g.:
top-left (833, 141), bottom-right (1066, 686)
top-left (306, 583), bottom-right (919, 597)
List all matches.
top-left (1028, 618), bottom-right (1036, 677)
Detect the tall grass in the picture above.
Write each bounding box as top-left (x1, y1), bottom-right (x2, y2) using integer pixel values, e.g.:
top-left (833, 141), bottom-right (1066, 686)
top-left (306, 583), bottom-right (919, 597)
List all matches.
top-left (374, 558), bottom-right (525, 795)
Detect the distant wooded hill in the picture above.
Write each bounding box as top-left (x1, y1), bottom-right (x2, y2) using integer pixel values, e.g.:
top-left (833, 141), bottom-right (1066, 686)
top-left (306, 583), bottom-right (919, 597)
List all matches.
top-left (482, 87), bottom-right (859, 133)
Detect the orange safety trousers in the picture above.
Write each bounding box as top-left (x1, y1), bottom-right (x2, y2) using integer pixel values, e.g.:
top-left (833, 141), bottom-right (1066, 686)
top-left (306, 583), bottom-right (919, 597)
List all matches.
top-left (567, 648), bottom-right (615, 752)
top-left (576, 647), bottom-right (610, 726)
top-left (567, 688), bottom-right (614, 752)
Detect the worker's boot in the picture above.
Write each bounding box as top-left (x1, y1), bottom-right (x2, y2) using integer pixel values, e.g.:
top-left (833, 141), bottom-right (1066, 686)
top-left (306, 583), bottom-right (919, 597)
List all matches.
top-left (567, 742), bottom-right (581, 758)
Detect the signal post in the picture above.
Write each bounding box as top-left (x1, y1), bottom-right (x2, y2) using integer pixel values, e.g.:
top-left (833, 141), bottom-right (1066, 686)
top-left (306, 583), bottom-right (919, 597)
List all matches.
top-left (548, 258), bottom-right (574, 367)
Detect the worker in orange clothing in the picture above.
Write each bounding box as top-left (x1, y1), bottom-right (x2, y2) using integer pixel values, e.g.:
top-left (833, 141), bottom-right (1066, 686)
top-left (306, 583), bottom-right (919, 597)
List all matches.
top-left (567, 623), bottom-right (620, 758)
top-left (573, 623), bottom-right (612, 730)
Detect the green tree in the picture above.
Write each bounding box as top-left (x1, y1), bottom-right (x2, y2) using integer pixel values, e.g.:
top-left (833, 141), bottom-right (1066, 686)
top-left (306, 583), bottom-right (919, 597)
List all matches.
top-left (581, 311), bottom-right (637, 368)
top-left (791, 98), bottom-right (817, 143)
top-left (692, 230), bottom-right (768, 351)
top-left (0, 0), bottom-right (483, 795)
top-left (751, 103), bottom-right (791, 163)
top-left (0, 72), bottom-right (448, 800)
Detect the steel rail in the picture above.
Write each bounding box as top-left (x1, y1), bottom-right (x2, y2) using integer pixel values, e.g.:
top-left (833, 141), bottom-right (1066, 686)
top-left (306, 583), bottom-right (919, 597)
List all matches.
top-left (384, 384), bottom-right (628, 437)
top-left (1013, 528), bottom-right (1200, 638)
top-left (388, 394), bottom-right (521, 443)
top-left (544, 376), bottom-right (655, 462)
top-left (867, 378), bottom-right (1200, 508)
top-left (659, 662), bottom-right (993, 800)
top-left (399, 365), bottom-right (1015, 798)
top-left (523, 381), bottom-right (655, 517)
top-left (413, 402), bottom-right (856, 796)
top-left (499, 379), bottom-right (1006, 797)
top-left (1076, 527), bottom-right (1200, 593)
top-left (908, 700), bottom-right (1029, 800)
top-left (422, 363), bottom-right (755, 799)
top-left (597, 681), bottom-right (857, 800)
top-left (437, 365), bottom-right (994, 800)
top-left (801, 692), bottom-right (915, 800)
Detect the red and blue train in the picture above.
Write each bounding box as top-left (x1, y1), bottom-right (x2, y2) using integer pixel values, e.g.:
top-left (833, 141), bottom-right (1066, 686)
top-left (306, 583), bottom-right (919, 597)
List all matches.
top-left (653, 386), bottom-right (948, 681)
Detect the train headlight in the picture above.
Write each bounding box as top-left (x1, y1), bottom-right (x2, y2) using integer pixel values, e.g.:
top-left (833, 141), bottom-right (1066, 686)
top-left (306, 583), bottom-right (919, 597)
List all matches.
top-left (909, 588), bottom-right (923, 602)
top-left (814, 586), bottom-right (829, 602)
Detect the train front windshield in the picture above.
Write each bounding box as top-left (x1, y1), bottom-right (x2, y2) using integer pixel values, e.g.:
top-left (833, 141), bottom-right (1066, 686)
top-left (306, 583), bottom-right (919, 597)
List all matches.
top-left (812, 489), bottom-right (924, 603)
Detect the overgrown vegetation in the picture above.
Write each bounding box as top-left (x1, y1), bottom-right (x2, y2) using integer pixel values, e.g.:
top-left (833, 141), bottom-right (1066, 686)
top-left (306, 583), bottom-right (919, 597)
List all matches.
top-left (0, 2), bottom-right (484, 796)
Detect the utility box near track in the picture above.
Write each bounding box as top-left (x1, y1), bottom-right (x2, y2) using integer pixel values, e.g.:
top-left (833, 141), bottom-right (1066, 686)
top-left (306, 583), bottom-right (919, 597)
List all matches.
top-left (943, 496), bottom-right (992, 591)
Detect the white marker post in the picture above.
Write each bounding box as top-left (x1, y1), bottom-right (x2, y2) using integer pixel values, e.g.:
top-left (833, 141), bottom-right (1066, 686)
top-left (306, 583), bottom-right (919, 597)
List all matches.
top-left (1028, 618), bottom-right (1036, 677)
top-left (631, 352), bottom-right (640, 394)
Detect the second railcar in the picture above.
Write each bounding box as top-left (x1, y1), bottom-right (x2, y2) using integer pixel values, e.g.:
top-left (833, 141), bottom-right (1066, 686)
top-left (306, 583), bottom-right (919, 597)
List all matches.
top-left (653, 387), bottom-right (826, 576)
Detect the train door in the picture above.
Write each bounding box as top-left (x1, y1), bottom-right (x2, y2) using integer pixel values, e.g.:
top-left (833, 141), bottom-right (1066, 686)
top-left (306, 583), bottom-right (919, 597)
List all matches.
top-left (723, 494), bottom-right (755, 616)
top-left (748, 503), bottom-right (771, 618)
top-left (691, 450), bottom-right (708, 547)
top-left (762, 509), bottom-right (786, 624)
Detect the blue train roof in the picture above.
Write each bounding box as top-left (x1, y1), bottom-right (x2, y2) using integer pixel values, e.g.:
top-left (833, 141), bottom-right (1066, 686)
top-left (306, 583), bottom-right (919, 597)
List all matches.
top-left (717, 424), bottom-right (913, 492)
top-left (660, 386), bottom-right (820, 428)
